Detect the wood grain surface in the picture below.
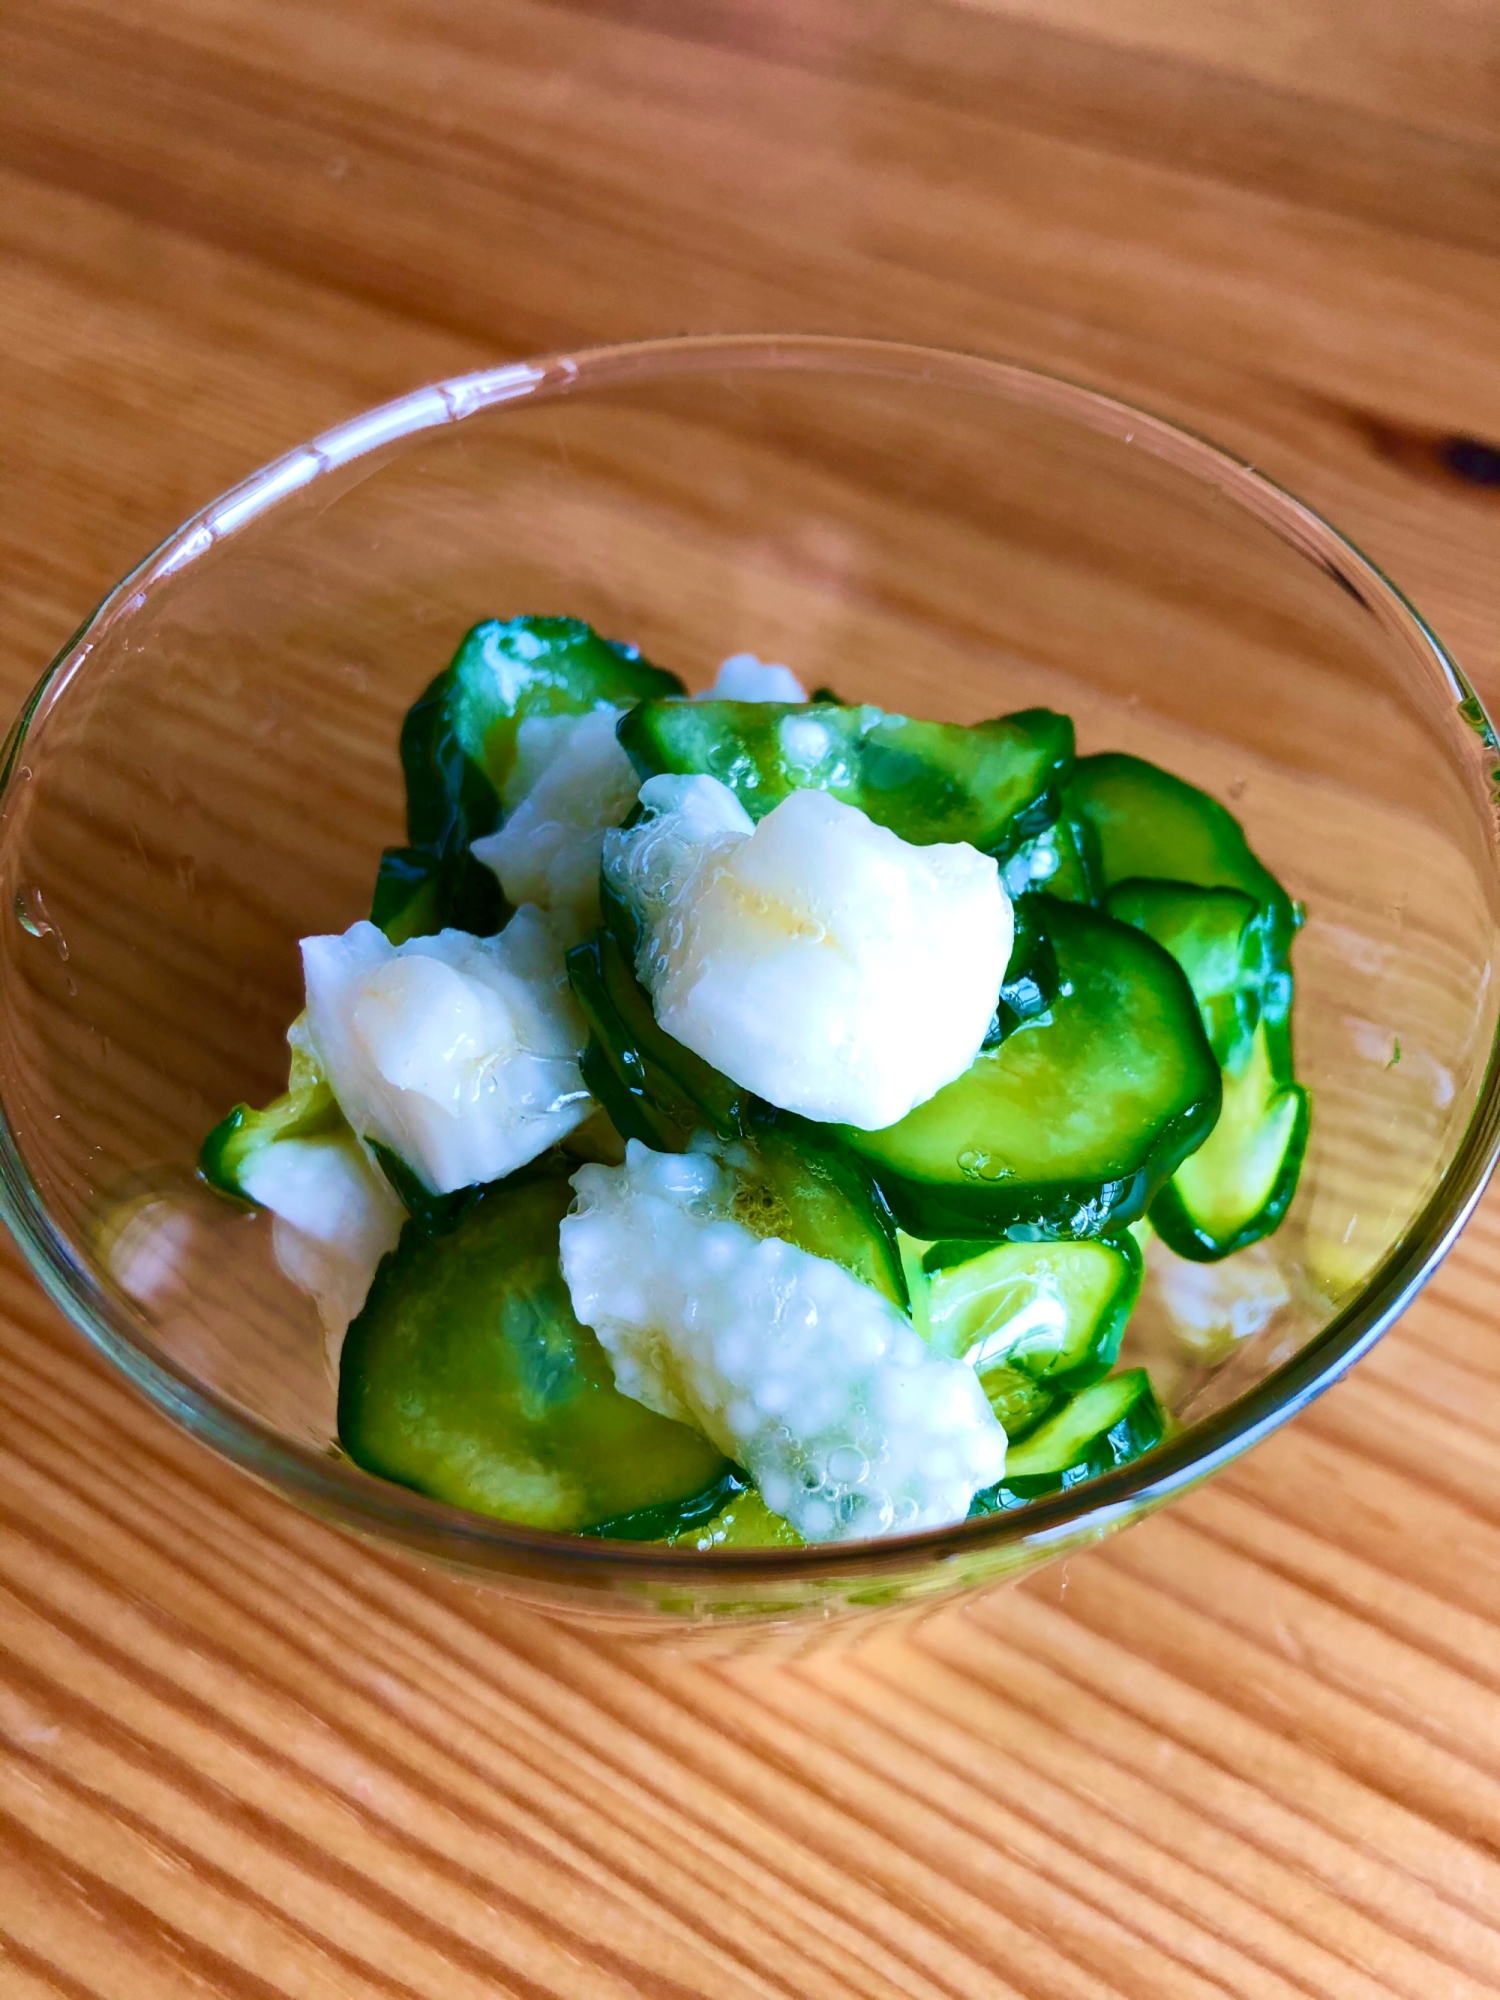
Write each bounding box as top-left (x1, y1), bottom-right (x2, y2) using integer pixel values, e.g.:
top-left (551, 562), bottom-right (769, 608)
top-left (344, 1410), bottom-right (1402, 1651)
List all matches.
top-left (4, 1), bottom-right (1500, 1993)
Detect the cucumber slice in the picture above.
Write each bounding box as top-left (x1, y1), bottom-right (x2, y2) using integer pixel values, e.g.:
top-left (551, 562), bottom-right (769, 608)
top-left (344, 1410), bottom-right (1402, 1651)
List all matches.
top-left (1068, 753), bottom-right (1296, 962)
top-left (1107, 881), bottom-right (1308, 1258)
top-left (841, 898), bottom-right (1221, 1241)
top-left (970, 1368), bottom-right (1167, 1511)
top-left (986, 893), bottom-right (1059, 1044)
top-left (374, 616), bottom-right (682, 942)
top-left (200, 1075), bottom-right (343, 1200)
top-left (580, 1468), bottom-right (747, 1542)
top-left (922, 1234), bottom-right (1142, 1394)
top-left (567, 929), bottom-right (908, 1308)
top-left (1003, 810), bottom-right (1100, 905)
top-left (973, 1365), bottom-right (1062, 1442)
top-left (1151, 1021), bottom-right (1310, 1260)
top-left (338, 1164), bottom-right (730, 1530)
top-left (1105, 880), bottom-right (1263, 1071)
top-left (618, 699), bottom-right (1073, 855)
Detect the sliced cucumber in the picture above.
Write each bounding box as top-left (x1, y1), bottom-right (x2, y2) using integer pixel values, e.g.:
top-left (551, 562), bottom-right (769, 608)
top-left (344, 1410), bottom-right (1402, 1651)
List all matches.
top-left (1105, 880), bottom-right (1264, 1071)
top-left (374, 616), bottom-right (682, 942)
top-left (1068, 753), bottom-right (1297, 962)
top-left (1151, 1021), bottom-right (1310, 1260)
top-left (338, 1164), bottom-right (730, 1531)
top-left (1003, 810), bottom-right (1100, 905)
top-left (580, 1468), bottom-right (747, 1542)
top-left (922, 1234), bottom-right (1141, 1394)
top-left (986, 892), bottom-right (1059, 1044)
top-left (841, 898), bottom-right (1221, 1241)
top-left (618, 699), bottom-right (1073, 855)
top-left (970, 1368), bottom-right (1167, 1511)
top-left (1106, 880), bottom-right (1307, 1259)
top-left (973, 1365), bottom-right (1062, 1442)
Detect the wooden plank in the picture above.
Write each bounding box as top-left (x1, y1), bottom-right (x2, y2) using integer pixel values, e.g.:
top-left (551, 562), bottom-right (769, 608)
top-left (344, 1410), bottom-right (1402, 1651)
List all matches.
top-left (3, 1), bottom-right (1500, 1993)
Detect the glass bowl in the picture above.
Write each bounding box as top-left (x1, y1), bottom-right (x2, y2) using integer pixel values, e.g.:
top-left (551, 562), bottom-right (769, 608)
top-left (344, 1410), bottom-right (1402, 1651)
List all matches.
top-left (3, 335), bottom-right (1497, 1642)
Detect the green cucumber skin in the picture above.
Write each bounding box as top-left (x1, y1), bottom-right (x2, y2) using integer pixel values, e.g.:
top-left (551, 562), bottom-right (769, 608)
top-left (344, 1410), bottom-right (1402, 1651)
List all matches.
top-left (987, 892), bottom-right (1060, 1044)
top-left (338, 1164), bottom-right (730, 1532)
top-left (1105, 880), bottom-right (1308, 1259)
top-left (374, 616), bottom-right (682, 942)
top-left (567, 928), bottom-right (752, 1148)
top-left (969, 1368), bottom-right (1167, 1513)
top-left (841, 898), bottom-right (1221, 1243)
top-left (618, 699), bottom-right (1074, 856)
top-left (1068, 753), bottom-right (1297, 965)
top-left (579, 1468), bottom-right (748, 1542)
top-left (1150, 1081), bottom-right (1311, 1262)
top-left (198, 1079), bottom-right (342, 1201)
top-left (923, 1231), bottom-right (1141, 1394)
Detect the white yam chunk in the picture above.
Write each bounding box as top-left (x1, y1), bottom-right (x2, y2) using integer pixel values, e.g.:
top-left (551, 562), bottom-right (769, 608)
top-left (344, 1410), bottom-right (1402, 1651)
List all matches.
top-left (604, 776), bottom-right (1012, 1130)
top-left (470, 708), bottom-right (640, 945)
top-left (300, 910), bottom-right (591, 1195)
top-left (240, 1133), bottom-right (405, 1353)
top-left (559, 1141), bottom-right (1007, 1543)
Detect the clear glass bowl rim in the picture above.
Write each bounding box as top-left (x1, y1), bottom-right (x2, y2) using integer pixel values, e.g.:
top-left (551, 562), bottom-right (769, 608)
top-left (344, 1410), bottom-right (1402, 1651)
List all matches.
top-left (3, 331), bottom-right (1498, 1583)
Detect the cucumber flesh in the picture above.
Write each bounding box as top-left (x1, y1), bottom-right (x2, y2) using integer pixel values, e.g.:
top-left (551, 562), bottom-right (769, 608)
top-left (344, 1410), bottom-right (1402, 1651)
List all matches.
top-left (1003, 810), bottom-right (1100, 904)
top-left (338, 1164), bottom-right (730, 1531)
top-left (618, 699), bottom-right (1073, 855)
top-left (1151, 1021), bottom-right (1310, 1260)
top-left (922, 1234), bottom-right (1141, 1396)
top-left (841, 897), bottom-right (1221, 1241)
top-left (1104, 880), bottom-right (1263, 1071)
top-left (972, 1364), bottom-right (1062, 1443)
top-left (374, 616), bottom-right (682, 942)
top-left (971, 1368), bottom-right (1167, 1510)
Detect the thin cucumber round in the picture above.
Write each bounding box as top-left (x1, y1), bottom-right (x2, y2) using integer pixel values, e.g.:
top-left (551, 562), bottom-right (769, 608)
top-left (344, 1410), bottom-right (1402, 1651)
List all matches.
top-left (922, 1233), bottom-right (1142, 1395)
top-left (841, 898), bottom-right (1221, 1240)
top-left (1151, 1021), bottom-right (1310, 1260)
top-left (338, 1166), bottom-right (730, 1531)
top-left (1069, 753), bottom-right (1297, 962)
top-left (618, 699), bottom-right (1073, 855)
top-left (970, 1368), bottom-right (1167, 1511)
top-left (374, 616), bottom-right (681, 941)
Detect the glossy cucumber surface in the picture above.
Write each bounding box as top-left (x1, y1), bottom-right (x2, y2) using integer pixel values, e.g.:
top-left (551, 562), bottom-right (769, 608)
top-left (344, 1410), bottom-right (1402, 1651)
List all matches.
top-left (1068, 753), bottom-right (1296, 962)
top-left (970, 1368), bottom-right (1167, 1511)
top-left (618, 699), bottom-right (1073, 854)
top-left (1105, 880), bottom-right (1308, 1259)
top-left (1105, 879), bottom-right (1263, 1071)
top-left (922, 1233), bottom-right (1141, 1395)
top-left (842, 898), bottom-right (1221, 1240)
top-left (1151, 1021), bottom-right (1310, 1260)
top-left (338, 1165), bottom-right (730, 1531)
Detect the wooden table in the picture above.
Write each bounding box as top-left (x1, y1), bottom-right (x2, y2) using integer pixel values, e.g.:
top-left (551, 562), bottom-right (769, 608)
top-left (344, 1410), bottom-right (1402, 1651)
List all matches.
top-left (4, 3), bottom-right (1500, 1993)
